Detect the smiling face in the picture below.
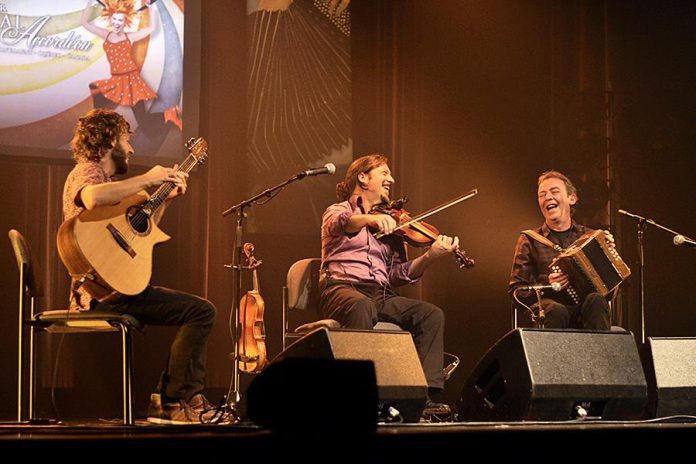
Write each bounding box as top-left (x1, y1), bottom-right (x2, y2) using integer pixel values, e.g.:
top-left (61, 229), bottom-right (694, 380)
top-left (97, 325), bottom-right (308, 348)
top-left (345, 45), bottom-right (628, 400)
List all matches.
top-left (537, 176), bottom-right (576, 231)
top-left (111, 13), bottom-right (126, 33)
top-left (358, 163), bottom-right (395, 206)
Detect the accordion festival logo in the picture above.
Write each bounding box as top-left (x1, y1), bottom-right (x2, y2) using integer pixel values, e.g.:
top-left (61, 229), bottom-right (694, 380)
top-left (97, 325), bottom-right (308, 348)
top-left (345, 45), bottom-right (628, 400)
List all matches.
top-left (0, 0), bottom-right (185, 158)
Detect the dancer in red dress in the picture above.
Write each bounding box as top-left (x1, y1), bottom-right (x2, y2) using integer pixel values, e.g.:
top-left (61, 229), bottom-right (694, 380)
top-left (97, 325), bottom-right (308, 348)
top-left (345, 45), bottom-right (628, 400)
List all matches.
top-left (90, 33), bottom-right (159, 107)
top-left (81, 0), bottom-right (182, 131)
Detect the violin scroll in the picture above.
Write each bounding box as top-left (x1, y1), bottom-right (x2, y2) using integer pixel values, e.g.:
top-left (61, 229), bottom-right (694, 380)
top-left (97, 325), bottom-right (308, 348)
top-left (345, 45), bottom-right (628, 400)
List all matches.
top-left (455, 248), bottom-right (475, 269)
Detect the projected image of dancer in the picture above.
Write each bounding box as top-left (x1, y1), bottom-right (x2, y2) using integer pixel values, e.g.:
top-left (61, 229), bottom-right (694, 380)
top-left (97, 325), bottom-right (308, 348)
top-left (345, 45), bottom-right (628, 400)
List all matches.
top-left (81, 0), bottom-right (182, 133)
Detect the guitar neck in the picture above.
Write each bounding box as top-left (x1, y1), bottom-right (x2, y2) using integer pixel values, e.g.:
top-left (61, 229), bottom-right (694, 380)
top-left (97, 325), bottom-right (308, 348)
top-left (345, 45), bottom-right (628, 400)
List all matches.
top-left (145, 153), bottom-right (200, 213)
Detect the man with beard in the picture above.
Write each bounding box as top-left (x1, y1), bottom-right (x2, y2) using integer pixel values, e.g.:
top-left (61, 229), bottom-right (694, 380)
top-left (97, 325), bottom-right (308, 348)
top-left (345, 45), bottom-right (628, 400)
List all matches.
top-left (62, 109), bottom-right (217, 424)
top-left (319, 154), bottom-right (460, 418)
top-left (508, 170), bottom-right (612, 330)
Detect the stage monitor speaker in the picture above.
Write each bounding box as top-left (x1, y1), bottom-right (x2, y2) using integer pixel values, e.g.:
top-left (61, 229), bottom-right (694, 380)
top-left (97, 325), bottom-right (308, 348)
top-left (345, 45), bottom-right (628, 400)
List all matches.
top-left (645, 337), bottom-right (696, 418)
top-left (246, 357), bottom-right (378, 433)
top-left (274, 328), bottom-right (428, 422)
top-left (456, 329), bottom-right (647, 421)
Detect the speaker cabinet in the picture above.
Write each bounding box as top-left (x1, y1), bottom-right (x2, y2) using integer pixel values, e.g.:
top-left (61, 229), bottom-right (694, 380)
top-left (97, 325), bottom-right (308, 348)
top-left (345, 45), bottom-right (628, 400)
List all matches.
top-left (274, 328), bottom-right (428, 422)
top-left (456, 329), bottom-right (647, 421)
top-left (646, 337), bottom-right (696, 418)
top-left (246, 357), bottom-right (379, 433)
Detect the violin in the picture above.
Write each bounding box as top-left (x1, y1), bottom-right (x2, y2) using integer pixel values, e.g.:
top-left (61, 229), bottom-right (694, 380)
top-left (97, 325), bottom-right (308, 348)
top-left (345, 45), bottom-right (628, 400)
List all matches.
top-left (238, 242), bottom-right (267, 373)
top-left (370, 195), bottom-right (476, 269)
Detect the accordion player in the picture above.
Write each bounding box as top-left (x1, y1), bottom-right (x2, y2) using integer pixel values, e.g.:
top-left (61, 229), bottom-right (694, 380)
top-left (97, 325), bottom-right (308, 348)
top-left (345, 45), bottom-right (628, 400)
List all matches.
top-left (550, 230), bottom-right (631, 305)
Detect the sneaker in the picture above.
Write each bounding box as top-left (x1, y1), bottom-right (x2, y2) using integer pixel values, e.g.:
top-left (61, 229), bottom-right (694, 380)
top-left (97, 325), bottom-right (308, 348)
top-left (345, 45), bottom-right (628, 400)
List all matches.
top-left (146, 393), bottom-right (201, 425)
top-left (188, 393), bottom-right (237, 425)
top-left (146, 393), bottom-right (162, 419)
top-left (188, 393), bottom-right (215, 422)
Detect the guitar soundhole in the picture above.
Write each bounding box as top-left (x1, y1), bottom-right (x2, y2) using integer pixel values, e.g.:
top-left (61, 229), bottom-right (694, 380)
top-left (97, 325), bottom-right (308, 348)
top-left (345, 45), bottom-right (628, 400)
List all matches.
top-left (127, 207), bottom-right (150, 234)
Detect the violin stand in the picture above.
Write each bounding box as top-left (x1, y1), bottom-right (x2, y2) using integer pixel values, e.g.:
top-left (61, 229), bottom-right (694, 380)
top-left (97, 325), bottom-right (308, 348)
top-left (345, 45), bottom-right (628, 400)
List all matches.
top-left (534, 289), bottom-right (546, 328)
top-left (223, 206), bottom-right (247, 421)
top-left (221, 169), bottom-right (319, 420)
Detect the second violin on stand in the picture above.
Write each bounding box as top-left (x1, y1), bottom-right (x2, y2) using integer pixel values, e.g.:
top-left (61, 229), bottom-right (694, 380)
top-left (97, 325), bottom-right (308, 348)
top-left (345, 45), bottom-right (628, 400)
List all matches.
top-left (220, 163), bottom-right (336, 418)
top-left (238, 243), bottom-right (267, 374)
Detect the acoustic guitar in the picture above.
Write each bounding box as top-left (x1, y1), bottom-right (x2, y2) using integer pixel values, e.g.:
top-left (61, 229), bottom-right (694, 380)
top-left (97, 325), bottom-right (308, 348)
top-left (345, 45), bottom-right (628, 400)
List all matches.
top-left (56, 137), bottom-right (208, 302)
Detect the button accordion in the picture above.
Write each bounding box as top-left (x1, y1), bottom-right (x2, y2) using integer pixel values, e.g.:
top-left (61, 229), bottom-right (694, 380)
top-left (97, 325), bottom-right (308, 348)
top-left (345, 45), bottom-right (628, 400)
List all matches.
top-left (550, 230), bottom-right (631, 305)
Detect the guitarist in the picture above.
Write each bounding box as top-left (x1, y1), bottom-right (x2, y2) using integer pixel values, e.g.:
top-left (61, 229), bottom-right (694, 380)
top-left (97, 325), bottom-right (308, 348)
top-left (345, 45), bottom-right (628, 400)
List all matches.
top-left (62, 109), bottom-right (216, 424)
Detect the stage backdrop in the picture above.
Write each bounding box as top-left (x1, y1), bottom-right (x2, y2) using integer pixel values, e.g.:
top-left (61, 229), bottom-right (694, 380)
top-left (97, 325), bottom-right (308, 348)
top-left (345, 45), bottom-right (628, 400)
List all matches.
top-left (0, 0), bottom-right (694, 420)
top-left (0, 0), bottom-right (187, 161)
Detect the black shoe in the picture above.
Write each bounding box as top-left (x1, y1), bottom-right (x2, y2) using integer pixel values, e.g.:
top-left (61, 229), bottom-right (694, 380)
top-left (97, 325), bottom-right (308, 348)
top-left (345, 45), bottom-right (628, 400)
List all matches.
top-left (421, 398), bottom-right (452, 422)
top-left (423, 400), bottom-right (451, 415)
top-left (421, 399), bottom-right (452, 422)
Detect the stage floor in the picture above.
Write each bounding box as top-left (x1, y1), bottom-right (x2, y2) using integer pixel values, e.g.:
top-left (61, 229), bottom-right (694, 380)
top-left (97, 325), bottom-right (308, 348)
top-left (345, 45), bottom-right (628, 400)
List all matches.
top-left (2, 418), bottom-right (695, 462)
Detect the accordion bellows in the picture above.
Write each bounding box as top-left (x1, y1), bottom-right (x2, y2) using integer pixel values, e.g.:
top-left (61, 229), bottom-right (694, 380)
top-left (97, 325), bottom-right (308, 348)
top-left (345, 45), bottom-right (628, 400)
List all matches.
top-left (550, 230), bottom-right (631, 305)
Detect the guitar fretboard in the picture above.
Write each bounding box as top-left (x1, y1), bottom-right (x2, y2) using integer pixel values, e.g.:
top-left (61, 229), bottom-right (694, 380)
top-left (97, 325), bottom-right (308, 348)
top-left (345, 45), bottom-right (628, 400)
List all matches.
top-left (144, 153), bottom-right (200, 213)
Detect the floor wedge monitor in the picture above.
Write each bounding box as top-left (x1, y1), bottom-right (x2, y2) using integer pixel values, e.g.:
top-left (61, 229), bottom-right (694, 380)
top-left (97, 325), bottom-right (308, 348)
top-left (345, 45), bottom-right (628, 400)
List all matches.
top-left (246, 357), bottom-right (378, 433)
top-left (456, 329), bottom-right (647, 421)
top-left (645, 337), bottom-right (696, 418)
top-left (274, 327), bottom-right (428, 422)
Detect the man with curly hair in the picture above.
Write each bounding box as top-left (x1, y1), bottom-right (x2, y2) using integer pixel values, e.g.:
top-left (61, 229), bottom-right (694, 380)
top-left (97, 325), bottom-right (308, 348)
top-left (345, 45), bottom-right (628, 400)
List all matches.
top-left (62, 108), bottom-right (215, 424)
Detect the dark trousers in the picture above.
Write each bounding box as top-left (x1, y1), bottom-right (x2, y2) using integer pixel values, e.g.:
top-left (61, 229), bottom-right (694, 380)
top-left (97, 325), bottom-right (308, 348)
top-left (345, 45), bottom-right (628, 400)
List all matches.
top-left (95, 285), bottom-right (216, 401)
top-left (541, 292), bottom-right (611, 330)
top-left (319, 280), bottom-right (445, 390)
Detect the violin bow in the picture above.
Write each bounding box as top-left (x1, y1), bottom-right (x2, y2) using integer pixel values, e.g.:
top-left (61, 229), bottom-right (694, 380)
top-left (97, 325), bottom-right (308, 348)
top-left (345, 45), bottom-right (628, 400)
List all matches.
top-left (374, 188), bottom-right (478, 239)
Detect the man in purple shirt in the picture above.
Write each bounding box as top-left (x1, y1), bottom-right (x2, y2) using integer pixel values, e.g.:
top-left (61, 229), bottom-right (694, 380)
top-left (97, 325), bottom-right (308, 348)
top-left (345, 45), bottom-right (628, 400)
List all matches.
top-left (320, 154), bottom-right (460, 415)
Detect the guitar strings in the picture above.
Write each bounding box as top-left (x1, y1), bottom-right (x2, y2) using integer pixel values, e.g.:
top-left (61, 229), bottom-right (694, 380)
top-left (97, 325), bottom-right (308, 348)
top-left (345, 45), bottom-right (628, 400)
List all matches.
top-left (126, 151), bottom-right (204, 235)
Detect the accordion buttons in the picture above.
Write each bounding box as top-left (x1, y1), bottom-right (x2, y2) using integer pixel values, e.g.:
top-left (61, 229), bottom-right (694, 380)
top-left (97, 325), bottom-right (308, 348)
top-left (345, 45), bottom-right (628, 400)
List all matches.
top-left (566, 286), bottom-right (580, 304)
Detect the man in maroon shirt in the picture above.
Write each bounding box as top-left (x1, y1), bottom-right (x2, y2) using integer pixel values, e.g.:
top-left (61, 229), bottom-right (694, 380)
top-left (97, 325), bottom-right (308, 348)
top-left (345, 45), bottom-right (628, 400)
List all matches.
top-left (508, 171), bottom-right (612, 330)
top-left (62, 108), bottom-right (218, 424)
top-left (320, 154), bottom-right (460, 416)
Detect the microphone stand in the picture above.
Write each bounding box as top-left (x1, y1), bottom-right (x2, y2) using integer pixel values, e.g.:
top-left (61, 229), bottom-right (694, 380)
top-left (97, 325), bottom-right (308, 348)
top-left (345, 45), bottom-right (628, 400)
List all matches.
top-left (534, 289), bottom-right (545, 328)
top-left (511, 286), bottom-right (549, 329)
top-left (220, 171), bottom-right (316, 417)
top-left (618, 209), bottom-right (687, 344)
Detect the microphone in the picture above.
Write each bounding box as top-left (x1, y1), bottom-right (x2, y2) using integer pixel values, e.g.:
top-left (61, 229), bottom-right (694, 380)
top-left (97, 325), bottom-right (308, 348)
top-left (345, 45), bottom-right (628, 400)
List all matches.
top-left (519, 282), bottom-right (563, 292)
top-left (297, 163), bottom-right (336, 178)
top-left (674, 235), bottom-right (696, 249)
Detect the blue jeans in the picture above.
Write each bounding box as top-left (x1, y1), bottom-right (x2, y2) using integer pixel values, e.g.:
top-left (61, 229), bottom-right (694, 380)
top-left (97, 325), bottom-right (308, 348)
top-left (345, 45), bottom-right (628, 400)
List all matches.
top-left (96, 285), bottom-right (216, 401)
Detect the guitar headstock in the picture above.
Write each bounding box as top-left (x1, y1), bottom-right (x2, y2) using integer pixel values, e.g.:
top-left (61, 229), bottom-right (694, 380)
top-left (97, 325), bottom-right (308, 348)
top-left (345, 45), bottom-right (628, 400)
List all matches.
top-left (185, 137), bottom-right (208, 164)
top-left (243, 242), bottom-right (262, 269)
